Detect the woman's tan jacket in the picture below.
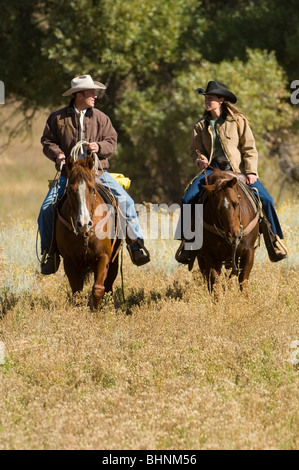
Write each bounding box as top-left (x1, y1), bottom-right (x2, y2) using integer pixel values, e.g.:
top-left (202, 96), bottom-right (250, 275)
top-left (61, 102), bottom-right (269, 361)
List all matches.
top-left (190, 112), bottom-right (258, 176)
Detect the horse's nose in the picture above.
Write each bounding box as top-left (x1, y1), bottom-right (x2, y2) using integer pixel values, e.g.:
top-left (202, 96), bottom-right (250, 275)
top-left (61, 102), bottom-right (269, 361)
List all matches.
top-left (228, 233), bottom-right (242, 245)
top-left (233, 234), bottom-right (242, 245)
top-left (77, 218), bottom-right (93, 232)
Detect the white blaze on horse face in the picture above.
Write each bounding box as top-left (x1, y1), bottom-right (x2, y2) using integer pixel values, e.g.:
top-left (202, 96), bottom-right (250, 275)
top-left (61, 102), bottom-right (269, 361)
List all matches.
top-left (77, 180), bottom-right (92, 231)
top-left (223, 197), bottom-right (230, 210)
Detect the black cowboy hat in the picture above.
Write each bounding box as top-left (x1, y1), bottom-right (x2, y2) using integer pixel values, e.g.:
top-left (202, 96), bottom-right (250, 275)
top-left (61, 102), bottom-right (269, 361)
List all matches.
top-left (195, 80), bottom-right (237, 103)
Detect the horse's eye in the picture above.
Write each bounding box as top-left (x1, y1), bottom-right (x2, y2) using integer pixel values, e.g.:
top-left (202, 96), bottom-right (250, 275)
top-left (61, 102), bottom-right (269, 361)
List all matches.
top-left (68, 185), bottom-right (77, 195)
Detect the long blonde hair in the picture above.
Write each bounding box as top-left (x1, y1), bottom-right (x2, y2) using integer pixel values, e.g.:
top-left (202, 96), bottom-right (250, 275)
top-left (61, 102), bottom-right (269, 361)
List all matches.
top-left (203, 99), bottom-right (246, 118)
top-left (223, 101), bottom-right (247, 121)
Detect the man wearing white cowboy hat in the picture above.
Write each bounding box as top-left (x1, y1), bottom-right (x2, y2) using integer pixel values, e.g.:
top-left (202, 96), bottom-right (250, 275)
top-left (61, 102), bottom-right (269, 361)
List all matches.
top-left (38, 74), bottom-right (150, 274)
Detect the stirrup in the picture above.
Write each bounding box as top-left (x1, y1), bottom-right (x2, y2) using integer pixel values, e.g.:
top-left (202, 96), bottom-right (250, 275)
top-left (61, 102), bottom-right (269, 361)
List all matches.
top-left (40, 249), bottom-right (47, 266)
top-left (126, 240), bottom-right (150, 266)
top-left (273, 235), bottom-right (288, 261)
top-left (175, 241), bottom-right (191, 264)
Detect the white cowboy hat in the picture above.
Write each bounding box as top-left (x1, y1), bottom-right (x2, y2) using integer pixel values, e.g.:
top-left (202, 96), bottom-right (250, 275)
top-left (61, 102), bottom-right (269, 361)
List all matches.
top-left (62, 75), bottom-right (106, 96)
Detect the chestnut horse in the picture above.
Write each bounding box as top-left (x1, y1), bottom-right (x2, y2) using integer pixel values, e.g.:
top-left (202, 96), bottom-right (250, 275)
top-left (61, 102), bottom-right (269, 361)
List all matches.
top-left (193, 168), bottom-right (260, 293)
top-left (56, 156), bottom-right (120, 309)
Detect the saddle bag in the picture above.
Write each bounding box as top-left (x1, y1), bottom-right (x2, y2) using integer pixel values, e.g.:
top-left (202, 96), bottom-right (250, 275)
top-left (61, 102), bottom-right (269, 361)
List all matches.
top-left (110, 173), bottom-right (131, 190)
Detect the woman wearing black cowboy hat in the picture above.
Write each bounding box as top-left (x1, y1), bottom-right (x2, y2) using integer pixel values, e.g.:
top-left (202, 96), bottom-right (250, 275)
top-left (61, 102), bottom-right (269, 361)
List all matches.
top-left (175, 80), bottom-right (288, 264)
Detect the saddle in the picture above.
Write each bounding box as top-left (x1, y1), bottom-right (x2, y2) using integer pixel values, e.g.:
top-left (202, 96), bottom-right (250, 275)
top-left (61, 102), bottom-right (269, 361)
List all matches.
top-left (196, 171), bottom-right (262, 215)
top-left (96, 180), bottom-right (118, 207)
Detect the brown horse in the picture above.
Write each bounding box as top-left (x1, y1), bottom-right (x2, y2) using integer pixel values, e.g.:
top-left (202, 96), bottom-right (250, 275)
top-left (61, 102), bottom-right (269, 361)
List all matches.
top-left (193, 168), bottom-right (260, 293)
top-left (56, 156), bottom-right (120, 309)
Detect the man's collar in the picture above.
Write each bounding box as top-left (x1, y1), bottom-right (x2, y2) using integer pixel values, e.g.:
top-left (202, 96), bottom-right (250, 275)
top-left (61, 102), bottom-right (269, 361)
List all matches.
top-left (67, 98), bottom-right (93, 116)
top-left (74, 105), bottom-right (87, 115)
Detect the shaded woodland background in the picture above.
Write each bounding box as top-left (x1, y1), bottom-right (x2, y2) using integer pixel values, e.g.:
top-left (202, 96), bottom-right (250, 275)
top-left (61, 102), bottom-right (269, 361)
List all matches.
top-left (0, 1), bottom-right (299, 450)
top-left (1, 0), bottom-right (299, 203)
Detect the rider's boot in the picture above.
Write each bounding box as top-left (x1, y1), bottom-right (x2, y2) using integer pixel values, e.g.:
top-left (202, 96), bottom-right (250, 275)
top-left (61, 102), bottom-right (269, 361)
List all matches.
top-left (259, 216), bottom-right (288, 262)
top-left (41, 247), bottom-right (60, 275)
top-left (126, 238), bottom-right (150, 266)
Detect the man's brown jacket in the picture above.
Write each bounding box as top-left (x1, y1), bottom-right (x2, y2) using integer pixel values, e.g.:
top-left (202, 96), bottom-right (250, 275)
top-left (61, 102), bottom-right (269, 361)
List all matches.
top-left (41, 100), bottom-right (117, 176)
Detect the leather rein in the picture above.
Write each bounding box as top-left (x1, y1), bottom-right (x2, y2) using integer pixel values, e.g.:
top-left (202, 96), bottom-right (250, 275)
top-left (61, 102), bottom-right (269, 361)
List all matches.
top-left (202, 208), bottom-right (260, 240)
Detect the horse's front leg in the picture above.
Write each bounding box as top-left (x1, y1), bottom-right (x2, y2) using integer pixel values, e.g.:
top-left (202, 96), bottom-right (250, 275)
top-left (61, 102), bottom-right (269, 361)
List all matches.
top-left (104, 253), bottom-right (119, 294)
top-left (238, 248), bottom-right (255, 295)
top-left (92, 253), bottom-right (110, 310)
top-left (199, 253), bottom-right (222, 292)
top-left (208, 266), bottom-right (223, 292)
top-left (206, 256), bottom-right (223, 292)
top-left (63, 258), bottom-right (85, 294)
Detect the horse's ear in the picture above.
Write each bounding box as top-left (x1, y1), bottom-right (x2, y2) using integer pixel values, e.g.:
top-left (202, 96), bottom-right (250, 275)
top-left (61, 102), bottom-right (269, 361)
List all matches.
top-left (86, 155), bottom-right (94, 170)
top-left (226, 176), bottom-right (238, 188)
top-left (67, 156), bottom-right (75, 172)
top-left (202, 183), bottom-right (216, 193)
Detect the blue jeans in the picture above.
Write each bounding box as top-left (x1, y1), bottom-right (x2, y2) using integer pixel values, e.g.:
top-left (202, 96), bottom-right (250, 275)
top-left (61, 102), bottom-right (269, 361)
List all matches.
top-left (181, 169), bottom-right (284, 239)
top-left (38, 177), bottom-right (67, 253)
top-left (37, 172), bottom-right (144, 253)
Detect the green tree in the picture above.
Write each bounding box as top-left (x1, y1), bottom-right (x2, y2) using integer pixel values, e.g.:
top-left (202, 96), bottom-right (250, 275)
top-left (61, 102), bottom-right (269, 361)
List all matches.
top-left (199, 0), bottom-right (299, 81)
top-left (0, 0), bottom-right (68, 109)
top-left (0, 0), bottom-right (296, 201)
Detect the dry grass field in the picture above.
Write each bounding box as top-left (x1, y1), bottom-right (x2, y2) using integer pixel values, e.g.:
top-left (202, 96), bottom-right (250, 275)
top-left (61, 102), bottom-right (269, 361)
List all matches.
top-left (0, 108), bottom-right (298, 450)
